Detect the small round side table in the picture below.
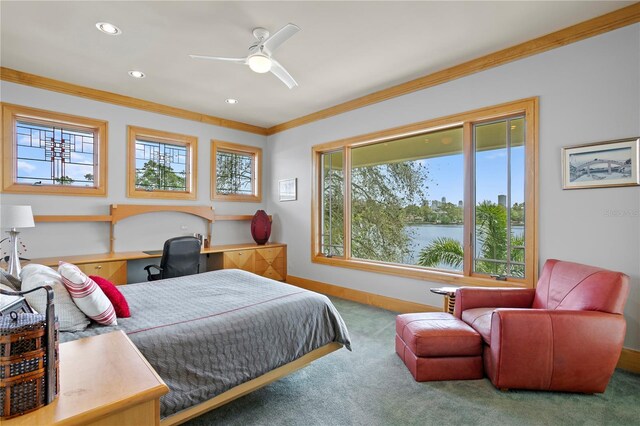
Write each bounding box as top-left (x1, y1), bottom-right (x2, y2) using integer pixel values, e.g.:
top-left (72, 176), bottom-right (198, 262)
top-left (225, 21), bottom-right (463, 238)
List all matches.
top-left (429, 286), bottom-right (459, 314)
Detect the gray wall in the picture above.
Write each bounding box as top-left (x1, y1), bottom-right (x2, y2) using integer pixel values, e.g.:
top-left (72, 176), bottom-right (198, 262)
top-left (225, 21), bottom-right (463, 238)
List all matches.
top-left (0, 82), bottom-right (268, 260)
top-left (266, 24), bottom-right (640, 349)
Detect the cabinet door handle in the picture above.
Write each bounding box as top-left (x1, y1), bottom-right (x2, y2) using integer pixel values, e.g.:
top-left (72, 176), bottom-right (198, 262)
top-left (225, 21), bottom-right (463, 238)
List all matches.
top-left (95, 265), bottom-right (102, 270)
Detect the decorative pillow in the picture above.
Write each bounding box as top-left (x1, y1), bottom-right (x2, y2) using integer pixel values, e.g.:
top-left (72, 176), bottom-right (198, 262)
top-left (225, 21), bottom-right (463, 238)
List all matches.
top-left (89, 275), bottom-right (130, 318)
top-left (19, 264), bottom-right (90, 331)
top-left (58, 262), bottom-right (117, 326)
top-left (0, 267), bottom-right (21, 291)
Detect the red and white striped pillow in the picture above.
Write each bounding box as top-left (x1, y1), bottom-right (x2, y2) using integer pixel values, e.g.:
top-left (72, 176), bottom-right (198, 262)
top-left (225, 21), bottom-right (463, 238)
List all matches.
top-left (58, 262), bottom-right (117, 326)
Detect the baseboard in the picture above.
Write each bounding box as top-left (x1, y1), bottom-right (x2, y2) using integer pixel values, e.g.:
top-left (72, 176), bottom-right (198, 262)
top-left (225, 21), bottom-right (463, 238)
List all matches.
top-left (286, 275), bottom-right (440, 314)
top-left (618, 348), bottom-right (640, 374)
top-left (286, 274), bottom-right (640, 374)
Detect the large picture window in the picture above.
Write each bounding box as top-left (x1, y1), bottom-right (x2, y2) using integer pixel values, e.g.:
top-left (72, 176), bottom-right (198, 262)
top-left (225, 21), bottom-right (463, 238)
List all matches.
top-left (127, 126), bottom-right (197, 200)
top-left (1, 103), bottom-right (108, 196)
top-left (312, 98), bottom-right (537, 287)
top-left (211, 140), bottom-right (262, 202)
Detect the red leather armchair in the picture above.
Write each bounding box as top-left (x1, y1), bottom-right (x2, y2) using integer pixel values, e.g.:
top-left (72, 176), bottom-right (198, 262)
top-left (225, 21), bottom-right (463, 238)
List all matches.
top-left (454, 259), bottom-right (629, 393)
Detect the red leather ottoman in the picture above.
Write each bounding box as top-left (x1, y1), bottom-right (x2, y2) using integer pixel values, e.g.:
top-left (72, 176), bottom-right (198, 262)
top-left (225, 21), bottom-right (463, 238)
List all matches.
top-left (396, 312), bottom-right (483, 381)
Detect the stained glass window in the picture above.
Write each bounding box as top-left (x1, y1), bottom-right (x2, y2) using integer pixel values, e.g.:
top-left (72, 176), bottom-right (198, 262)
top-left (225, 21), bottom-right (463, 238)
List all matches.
top-left (16, 120), bottom-right (97, 187)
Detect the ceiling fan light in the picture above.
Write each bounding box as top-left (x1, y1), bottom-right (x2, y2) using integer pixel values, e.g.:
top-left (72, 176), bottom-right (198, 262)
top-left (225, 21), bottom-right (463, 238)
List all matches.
top-left (248, 54), bottom-right (272, 73)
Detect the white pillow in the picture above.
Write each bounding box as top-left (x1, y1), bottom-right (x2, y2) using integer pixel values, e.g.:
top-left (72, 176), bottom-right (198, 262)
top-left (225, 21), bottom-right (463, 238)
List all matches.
top-left (20, 264), bottom-right (90, 331)
top-left (58, 262), bottom-right (117, 326)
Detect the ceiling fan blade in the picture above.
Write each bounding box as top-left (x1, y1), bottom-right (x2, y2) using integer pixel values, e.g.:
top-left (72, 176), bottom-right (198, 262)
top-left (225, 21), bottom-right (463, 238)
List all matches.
top-left (189, 54), bottom-right (246, 64)
top-left (263, 23), bottom-right (300, 54)
top-left (270, 59), bottom-right (298, 89)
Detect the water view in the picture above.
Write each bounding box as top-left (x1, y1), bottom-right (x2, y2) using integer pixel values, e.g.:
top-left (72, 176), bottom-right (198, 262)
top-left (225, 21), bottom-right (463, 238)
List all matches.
top-left (404, 224), bottom-right (524, 267)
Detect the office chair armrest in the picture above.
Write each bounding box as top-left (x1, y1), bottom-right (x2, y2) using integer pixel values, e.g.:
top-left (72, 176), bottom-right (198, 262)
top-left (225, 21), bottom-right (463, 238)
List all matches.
top-left (143, 264), bottom-right (162, 272)
top-left (144, 264), bottom-right (162, 281)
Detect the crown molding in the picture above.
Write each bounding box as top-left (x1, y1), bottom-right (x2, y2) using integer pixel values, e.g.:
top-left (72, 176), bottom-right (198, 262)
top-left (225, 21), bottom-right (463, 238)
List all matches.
top-left (1, 3), bottom-right (638, 138)
top-left (266, 2), bottom-right (640, 135)
top-left (0, 67), bottom-right (268, 136)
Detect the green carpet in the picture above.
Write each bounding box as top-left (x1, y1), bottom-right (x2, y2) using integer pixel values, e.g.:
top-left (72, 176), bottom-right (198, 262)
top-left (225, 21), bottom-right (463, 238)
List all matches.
top-left (185, 297), bottom-right (640, 425)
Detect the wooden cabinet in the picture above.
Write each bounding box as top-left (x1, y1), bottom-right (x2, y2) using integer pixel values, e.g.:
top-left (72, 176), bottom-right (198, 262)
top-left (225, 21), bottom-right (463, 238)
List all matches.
top-left (76, 260), bottom-right (127, 285)
top-left (255, 246), bottom-right (286, 281)
top-left (223, 249), bottom-right (256, 273)
top-left (222, 244), bottom-right (287, 281)
top-left (5, 330), bottom-right (168, 426)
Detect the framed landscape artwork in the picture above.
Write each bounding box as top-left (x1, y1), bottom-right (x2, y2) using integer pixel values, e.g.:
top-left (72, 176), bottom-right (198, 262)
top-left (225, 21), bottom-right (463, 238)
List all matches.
top-left (562, 137), bottom-right (639, 189)
top-left (279, 178), bottom-right (297, 201)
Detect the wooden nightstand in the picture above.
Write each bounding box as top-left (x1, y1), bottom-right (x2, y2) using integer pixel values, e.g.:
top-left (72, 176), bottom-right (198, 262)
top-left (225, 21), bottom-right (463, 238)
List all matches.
top-left (5, 330), bottom-right (168, 426)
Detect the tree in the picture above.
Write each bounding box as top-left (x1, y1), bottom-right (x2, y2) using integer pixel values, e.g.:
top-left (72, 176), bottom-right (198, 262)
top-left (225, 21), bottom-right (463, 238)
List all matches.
top-left (417, 201), bottom-right (525, 277)
top-left (322, 159), bottom-right (429, 262)
top-left (418, 237), bottom-right (464, 269)
top-left (216, 152), bottom-right (252, 194)
top-left (511, 202), bottom-right (524, 224)
top-left (322, 166), bottom-right (345, 257)
top-left (54, 176), bottom-right (74, 185)
top-left (349, 161), bottom-right (429, 263)
top-left (84, 173), bottom-right (94, 182)
top-left (136, 160), bottom-right (185, 191)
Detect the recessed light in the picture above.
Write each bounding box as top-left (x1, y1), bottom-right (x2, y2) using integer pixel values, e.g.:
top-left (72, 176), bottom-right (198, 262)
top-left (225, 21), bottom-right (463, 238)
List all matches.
top-left (128, 70), bottom-right (146, 79)
top-left (225, 98), bottom-right (239, 105)
top-left (96, 22), bottom-right (122, 35)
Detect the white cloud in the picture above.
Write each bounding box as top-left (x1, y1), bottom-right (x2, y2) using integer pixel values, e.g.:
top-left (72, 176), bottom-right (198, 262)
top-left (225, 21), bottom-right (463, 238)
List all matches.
top-left (17, 160), bottom-right (36, 173)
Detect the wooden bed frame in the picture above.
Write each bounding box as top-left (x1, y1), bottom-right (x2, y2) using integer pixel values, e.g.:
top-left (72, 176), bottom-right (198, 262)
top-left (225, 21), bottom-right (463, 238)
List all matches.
top-left (161, 342), bottom-right (343, 425)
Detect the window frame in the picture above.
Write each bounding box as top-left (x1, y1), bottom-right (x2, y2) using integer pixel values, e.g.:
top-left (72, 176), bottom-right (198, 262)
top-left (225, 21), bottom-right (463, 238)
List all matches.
top-left (311, 98), bottom-right (538, 288)
top-left (127, 125), bottom-right (197, 200)
top-left (1, 103), bottom-right (108, 196)
top-left (211, 140), bottom-right (262, 202)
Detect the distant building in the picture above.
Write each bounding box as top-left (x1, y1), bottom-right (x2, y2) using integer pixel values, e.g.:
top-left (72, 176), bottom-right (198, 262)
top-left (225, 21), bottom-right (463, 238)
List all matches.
top-left (458, 200), bottom-right (463, 207)
top-left (498, 194), bottom-right (506, 207)
top-left (441, 196), bottom-right (447, 204)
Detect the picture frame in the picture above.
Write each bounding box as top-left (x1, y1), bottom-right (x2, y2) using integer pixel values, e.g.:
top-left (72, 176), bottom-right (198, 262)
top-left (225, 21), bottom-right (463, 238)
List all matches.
top-left (561, 137), bottom-right (639, 189)
top-left (279, 178), bottom-right (297, 201)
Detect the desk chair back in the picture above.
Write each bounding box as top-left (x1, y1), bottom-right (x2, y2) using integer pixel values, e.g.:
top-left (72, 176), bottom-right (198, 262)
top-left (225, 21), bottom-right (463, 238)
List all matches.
top-left (146, 236), bottom-right (201, 281)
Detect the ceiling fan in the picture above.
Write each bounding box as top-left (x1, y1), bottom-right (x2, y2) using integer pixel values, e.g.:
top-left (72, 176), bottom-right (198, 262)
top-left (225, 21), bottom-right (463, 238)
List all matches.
top-left (190, 23), bottom-right (301, 89)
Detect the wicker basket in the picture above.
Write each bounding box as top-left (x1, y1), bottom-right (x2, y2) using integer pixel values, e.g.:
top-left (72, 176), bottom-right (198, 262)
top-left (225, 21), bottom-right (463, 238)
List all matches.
top-left (0, 312), bottom-right (59, 419)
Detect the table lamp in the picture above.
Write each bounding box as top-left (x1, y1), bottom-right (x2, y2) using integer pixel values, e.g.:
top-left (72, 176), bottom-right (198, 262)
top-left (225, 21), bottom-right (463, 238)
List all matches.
top-left (1, 205), bottom-right (35, 278)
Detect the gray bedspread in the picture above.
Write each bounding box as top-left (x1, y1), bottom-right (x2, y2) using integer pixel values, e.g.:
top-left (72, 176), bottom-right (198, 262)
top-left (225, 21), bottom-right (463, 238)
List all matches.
top-left (60, 269), bottom-right (351, 418)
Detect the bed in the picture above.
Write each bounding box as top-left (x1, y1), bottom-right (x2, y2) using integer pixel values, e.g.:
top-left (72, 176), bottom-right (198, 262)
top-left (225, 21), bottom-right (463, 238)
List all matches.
top-left (59, 269), bottom-right (351, 424)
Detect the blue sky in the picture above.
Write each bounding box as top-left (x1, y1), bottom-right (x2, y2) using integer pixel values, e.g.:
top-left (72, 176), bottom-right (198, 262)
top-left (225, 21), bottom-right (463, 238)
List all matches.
top-left (421, 146), bottom-right (525, 205)
top-left (16, 122), bottom-right (95, 185)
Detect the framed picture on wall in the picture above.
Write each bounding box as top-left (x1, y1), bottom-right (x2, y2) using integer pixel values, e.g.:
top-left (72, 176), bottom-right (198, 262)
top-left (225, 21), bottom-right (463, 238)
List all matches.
top-left (279, 178), bottom-right (297, 201)
top-left (562, 137), bottom-right (639, 189)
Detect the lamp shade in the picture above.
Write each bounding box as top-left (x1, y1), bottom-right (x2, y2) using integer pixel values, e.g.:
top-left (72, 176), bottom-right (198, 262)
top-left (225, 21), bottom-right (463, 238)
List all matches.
top-left (1, 205), bottom-right (35, 229)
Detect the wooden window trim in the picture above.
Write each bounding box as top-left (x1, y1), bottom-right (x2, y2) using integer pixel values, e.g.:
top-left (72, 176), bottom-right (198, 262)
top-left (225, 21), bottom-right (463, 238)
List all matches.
top-left (1, 103), bottom-right (108, 196)
top-left (311, 97), bottom-right (538, 288)
top-left (127, 126), bottom-right (197, 200)
top-left (211, 140), bottom-right (262, 202)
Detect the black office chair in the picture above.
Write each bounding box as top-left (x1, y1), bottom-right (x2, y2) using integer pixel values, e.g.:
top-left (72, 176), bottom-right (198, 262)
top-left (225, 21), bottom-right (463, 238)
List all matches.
top-left (144, 236), bottom-right (201, 281)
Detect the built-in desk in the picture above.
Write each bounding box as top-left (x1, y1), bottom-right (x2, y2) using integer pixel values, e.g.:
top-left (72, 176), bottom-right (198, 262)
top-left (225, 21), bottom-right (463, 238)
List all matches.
top-left (29, 242), bottom-right (287, 285)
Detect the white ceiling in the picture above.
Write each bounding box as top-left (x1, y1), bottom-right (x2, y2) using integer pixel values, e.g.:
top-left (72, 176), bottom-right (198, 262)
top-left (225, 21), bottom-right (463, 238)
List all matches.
top-left (0, 1), bottom-right (633, 129)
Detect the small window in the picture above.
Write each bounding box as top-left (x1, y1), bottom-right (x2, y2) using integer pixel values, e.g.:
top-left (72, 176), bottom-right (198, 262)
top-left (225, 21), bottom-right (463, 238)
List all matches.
top-left (1, 103), bottom-right (108, 196)
top-left (320, 150), bottom-right (344, 257)
top-left (473, 116), bottom-right (526, 278)
top-left (211, 140), bottom-right (262, 202)
top-left (127, 126), bottom-right (197, 200)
